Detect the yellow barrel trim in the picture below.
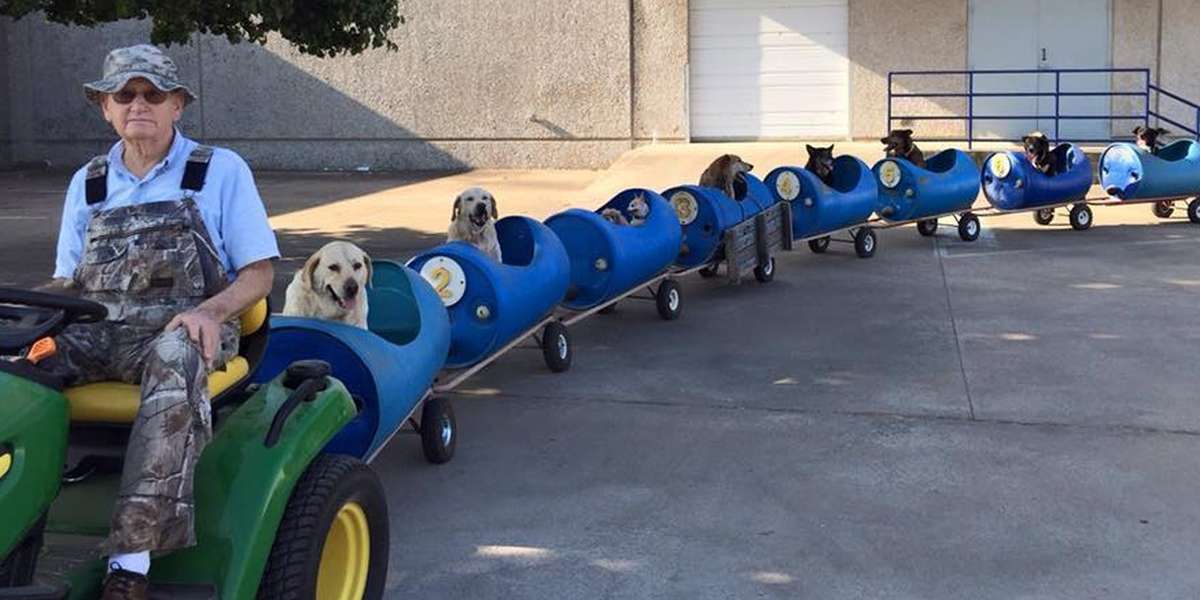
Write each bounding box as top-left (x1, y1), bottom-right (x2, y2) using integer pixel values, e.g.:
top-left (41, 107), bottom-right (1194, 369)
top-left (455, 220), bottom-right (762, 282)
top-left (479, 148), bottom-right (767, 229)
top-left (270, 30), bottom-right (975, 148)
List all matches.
top-left (240, 298), bottom-right (269, 335)
top-left (65, 356), bottom-right (249, 423)
top-left (316, 501), bottom-right (371, 600)
top-left (0, 450), bottom-right (11, 480)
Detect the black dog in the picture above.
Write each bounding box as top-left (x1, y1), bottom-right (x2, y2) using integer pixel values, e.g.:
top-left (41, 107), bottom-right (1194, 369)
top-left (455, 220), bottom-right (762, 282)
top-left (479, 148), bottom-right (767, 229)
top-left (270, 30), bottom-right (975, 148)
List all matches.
top-left (1133, 125), bottom-right (1168, 155)
top-left (880, 129), bottom-right (925, 168)
top-left (1022, 131), bottom-right (1056, 176)
top-left (805, 144), bottom-right (836, 186)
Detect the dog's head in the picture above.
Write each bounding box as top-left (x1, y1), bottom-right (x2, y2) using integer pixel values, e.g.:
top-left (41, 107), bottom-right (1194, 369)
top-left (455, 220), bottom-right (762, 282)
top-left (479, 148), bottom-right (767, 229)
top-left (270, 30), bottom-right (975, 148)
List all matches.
top-left (725, 154), bottom-right (754, 175)
top-left (1133, 125), bottom-right (1167, 150)
top-left (1022, 131), bottom-right (1051, 160)
top-left (806, 144), bottom-right (836, 180)
top-left (627, 194), bottom-right (650, 219)
top-left (880, 129), bottom-right (915, 156)
top-left (600, 208), bottom-right (625, 225)
top-left (452, 187), bottom-right (499, 231)
top-left (300, 241), bottom-right (372, 313)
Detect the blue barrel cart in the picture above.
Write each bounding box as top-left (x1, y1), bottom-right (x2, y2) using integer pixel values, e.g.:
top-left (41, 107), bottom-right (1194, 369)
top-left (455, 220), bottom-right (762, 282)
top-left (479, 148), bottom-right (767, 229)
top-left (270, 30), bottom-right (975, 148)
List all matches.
top-left (1099, 140), bottom-right (1200, 224)
top-left (253, 260), bottom-right (459, 464)
top-left (872, 149), bottom-right (984, 242)
top-left (979, 143), bottom-right (1096, 230)
top-left (408, 215), bottom-right (576, 388)
top-left (545, 188), bottom-right (687, 322)
top-left (765, 156), bottom-right (880, 258)
top-left (664, 172), bottom-right (794, 283)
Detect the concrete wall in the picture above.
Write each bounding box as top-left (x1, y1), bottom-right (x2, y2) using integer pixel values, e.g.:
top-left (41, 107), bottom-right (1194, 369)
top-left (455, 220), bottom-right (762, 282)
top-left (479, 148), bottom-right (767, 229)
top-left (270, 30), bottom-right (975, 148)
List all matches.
top-left (1158, 0), bottom-right (1200, 134)
top-left (1, 0), bottom-right (691, 171)
top-left (848, 0), bottom-right (968, 140)
top-left (1112, 0), bottom-right (1159, 137)
top-left (632, 0), bottom-right (688, 144)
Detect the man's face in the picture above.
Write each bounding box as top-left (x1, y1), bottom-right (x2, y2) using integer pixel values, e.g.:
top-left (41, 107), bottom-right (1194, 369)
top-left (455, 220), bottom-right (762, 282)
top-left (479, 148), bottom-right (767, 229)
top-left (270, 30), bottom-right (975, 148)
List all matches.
top-left (101, 78), bottom-right (184, 143)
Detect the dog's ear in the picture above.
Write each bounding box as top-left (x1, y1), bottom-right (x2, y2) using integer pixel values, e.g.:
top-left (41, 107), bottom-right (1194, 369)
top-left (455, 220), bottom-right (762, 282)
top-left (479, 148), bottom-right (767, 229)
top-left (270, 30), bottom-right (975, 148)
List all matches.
top-left (362, 253), bottom-right (373, 287)
top-left (451, 195), bottom-right (462, 223)
top-left (901, 129), bottom-right (913, 137)
top-left (301, 252), bottom-right (322, 291)
top-left (1132, 125), bottom-right (1145, 136)
top-left (826, 144), bottom-right (835, 153)
top-left (806, 144), bottom-right (817, 154)
top-left (488, 194), bottom-right (498, 220)
top-left (1156, 127), bottom-right (1169, 135)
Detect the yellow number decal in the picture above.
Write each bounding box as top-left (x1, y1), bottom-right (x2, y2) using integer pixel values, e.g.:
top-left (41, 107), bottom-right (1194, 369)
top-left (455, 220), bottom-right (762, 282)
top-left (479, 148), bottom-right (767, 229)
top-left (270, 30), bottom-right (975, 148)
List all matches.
top-left (430, 267), bottom-right (452, 299)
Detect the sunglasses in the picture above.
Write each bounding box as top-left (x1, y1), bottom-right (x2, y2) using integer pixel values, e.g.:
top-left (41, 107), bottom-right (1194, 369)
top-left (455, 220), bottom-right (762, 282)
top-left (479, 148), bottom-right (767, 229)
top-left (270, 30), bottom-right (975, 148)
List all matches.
top-left (111, 88), bottom-right (170, 105)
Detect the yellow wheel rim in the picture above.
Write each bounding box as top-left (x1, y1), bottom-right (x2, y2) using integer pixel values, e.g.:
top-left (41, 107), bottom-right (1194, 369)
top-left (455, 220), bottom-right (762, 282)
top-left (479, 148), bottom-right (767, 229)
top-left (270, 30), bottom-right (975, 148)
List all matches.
top-left (316, 501), bottom-right (370, 600)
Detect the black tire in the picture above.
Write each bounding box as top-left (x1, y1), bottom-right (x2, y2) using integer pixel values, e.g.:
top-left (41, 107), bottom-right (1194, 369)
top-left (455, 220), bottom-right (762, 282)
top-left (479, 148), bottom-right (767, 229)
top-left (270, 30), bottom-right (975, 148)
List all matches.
top-left (1069, 203), bottom-right (1093, 231)
top-left (420, 397), bottom-right (456, 464)
top-left (258, 455), bottom-right (389, 600)
top-left (854, 228), bottom-right (877, 259)
top-left (0, 515), bottom-right (44, 586)
top-left (1153, 200), bottom-right (1175, 219)
top-left (698, 264), bottom-right (719, 278)
top-left (753, 257), bottom-right (776, 283)
top-left (1189, 198), bottom-right (1200, 224)
top-left (957, 213), bottom-right (981, 242)
top-left (598, 302), bottom-right (618, 314)
top-left (807, 236), bottom-right (831, 254)
top-left (541, 321), bottom-right (572, 373)
top-left (655, 280), bottom-right (683, 320)
top-left (1033, 208), bottom-right (1054, 226)
top-left (916, 219), bottom-right (939, 236)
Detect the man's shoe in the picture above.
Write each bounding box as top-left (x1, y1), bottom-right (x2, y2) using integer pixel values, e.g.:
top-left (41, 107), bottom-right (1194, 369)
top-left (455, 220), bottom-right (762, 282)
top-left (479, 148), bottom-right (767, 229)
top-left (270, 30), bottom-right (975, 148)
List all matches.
top-left (100, 568), bottom-right (148, 600)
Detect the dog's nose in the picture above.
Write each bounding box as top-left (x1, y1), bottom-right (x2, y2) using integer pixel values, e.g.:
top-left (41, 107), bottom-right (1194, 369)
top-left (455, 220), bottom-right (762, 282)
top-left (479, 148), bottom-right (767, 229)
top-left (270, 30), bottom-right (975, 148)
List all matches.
top-left (344, 279), bottom-right (359, 298)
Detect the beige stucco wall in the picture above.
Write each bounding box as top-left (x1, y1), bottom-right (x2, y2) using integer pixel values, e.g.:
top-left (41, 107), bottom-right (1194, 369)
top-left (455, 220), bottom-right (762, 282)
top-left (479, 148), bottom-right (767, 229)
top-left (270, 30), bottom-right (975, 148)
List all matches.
top-left (848, 0), bottom-right (968, 140)
top-left (2, 0), bottom-right (693, 171)
top-left (633, 0), bottom-right (688, 143)
top-left (1158, 0), bottom-right (1200, 134)
top-left (1112, 0), bottom-right (1159, 136)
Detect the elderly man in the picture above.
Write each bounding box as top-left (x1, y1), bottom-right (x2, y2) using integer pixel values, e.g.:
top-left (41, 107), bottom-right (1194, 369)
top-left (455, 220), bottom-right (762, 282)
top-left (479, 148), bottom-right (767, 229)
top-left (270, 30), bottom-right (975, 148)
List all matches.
top-left (38, 44), bottom-right (278, 599)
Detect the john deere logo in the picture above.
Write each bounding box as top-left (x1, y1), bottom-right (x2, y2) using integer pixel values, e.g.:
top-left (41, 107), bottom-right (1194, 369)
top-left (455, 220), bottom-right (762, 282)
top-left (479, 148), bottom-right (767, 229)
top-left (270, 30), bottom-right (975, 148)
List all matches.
top-left (672, 191), bottom-right (698, 225)
top-left (878, 161), bottom-right (902, 189)
top-left (775, 171), bottom-right (800, 201)
top-left (989, 153), bottom-right (1012, 179)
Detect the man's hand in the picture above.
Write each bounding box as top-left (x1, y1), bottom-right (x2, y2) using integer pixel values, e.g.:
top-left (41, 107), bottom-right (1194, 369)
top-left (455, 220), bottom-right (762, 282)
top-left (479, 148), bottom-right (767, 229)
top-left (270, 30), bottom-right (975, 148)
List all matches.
top-left (34, 278), bottom-right (80, 296)
top-left (166, 308), bottom-right (222, 369)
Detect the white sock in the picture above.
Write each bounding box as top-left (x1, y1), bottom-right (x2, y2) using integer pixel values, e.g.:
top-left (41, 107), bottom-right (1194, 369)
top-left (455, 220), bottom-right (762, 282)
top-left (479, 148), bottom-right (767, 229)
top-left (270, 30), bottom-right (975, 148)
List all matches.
top-left (107, 551), bottom-right (150, 575)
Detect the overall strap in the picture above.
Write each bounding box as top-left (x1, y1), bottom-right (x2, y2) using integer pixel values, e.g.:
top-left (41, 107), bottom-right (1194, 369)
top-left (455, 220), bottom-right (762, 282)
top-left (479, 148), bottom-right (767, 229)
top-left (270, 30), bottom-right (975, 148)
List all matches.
top-left (84, 155), bottom-right (109, 205)
top-left (181, 145), bottom-right (215, 192)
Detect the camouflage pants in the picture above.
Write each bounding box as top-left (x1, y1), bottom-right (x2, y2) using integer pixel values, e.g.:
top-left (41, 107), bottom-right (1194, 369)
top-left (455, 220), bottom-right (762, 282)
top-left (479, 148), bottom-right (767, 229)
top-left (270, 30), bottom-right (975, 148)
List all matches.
top-left (40, 319), bottom-right (240, 554)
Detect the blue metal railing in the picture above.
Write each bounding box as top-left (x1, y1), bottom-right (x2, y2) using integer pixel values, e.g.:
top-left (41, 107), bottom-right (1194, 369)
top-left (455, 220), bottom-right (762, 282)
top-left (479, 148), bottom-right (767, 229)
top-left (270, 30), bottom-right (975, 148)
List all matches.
top-left (886, 68), bottom-right (1200, 147)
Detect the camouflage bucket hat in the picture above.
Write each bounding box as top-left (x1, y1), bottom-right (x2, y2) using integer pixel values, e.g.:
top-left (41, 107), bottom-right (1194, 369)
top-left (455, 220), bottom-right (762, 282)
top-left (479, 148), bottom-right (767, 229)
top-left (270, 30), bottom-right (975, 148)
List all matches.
top-left (83, 44), bottom-right (197, 104)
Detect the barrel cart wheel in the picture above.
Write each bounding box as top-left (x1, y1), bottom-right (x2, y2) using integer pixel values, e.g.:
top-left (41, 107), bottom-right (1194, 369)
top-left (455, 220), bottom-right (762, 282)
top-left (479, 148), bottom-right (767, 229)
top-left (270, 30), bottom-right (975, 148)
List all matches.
top-left (807, 236), bottom-right (831, 254)
top-left (957, 213), bottom-right (981, 242)
top-left (753, 257), bottom-right (776, 283)
top-left (655, 279), bottom-right (683, 320)
top-left (698, 264), bottom-right (720, 278)
top-left (419, 397), bottom-right (457, 464)
top-left (853, 228), bottom-right (877, 259)
top-left (1033, 208), bottom-right (1055, 226)
top-left (1069, 203), bottom-right (1093, 231)
top-left (1153, 200), bottom-right (1175, 219)
top-left (1188, 198), bottom-right (1200, 224)
top-left (259, 454), bottom-right (389, 600)
top-left (540, 321), bottom-right (572, 373)
top-left (917, 219), bottom-right (939, 237)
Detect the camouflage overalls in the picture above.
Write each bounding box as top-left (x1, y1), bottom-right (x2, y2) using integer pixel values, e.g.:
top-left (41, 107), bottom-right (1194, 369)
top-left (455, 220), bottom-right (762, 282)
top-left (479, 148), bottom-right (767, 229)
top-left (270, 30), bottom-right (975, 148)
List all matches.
top-left (39, 146), bottom-right (241, 554)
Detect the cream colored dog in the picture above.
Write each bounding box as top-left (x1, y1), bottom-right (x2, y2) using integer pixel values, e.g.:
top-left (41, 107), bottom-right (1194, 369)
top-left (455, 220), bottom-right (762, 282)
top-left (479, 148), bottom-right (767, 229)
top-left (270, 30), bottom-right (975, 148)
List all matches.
top-left (283, 241), bottom-right (372, 328)
top-left (448, 187), bottom-right (502, 262)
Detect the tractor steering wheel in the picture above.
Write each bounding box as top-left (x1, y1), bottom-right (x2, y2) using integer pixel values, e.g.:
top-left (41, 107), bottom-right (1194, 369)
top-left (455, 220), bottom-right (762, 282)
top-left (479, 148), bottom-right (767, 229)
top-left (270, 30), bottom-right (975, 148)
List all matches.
top-left (0, 288), bottom-right (107, 353)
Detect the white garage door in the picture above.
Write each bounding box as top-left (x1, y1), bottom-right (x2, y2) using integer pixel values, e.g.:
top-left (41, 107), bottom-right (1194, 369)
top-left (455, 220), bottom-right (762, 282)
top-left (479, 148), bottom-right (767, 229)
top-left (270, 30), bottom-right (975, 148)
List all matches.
top-left (688, 0), bottom-right (849, 140)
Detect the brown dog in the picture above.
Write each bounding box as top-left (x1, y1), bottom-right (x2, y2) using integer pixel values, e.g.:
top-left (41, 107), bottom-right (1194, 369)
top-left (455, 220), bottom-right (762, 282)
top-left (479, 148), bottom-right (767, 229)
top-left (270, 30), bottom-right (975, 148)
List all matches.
top-left (1133, 125), bottom-right (1168, 155)
top-left (1022, 131), bottom-right (1056, 176)
top-left (699, 154), bottom-right (754, 199)
top-left (880, 129), bottom-right (925, 168)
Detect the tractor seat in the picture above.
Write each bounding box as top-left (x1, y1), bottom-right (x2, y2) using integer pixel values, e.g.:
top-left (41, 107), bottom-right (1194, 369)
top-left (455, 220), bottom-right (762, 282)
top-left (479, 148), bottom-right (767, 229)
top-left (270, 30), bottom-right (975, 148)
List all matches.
top-left (64, 299), bottom-right (270, 424)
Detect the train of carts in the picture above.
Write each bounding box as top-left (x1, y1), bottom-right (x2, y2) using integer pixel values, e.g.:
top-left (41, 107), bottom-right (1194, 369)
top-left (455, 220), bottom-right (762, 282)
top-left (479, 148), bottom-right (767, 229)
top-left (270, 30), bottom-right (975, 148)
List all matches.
top-left (2, 138), bottom-right (1198, 598)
